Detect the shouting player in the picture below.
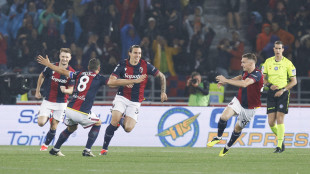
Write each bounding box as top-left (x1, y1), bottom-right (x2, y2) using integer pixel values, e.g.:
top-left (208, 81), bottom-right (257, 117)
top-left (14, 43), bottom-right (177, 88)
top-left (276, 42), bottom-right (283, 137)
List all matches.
top-left (37, 55), bottom-right (146, 156)
top-left (100, 45), bottom-right (168, 155)
top-left (207, 53), bottom-right (263, 157)
top-left (35, 48), bottom-right (74, 151)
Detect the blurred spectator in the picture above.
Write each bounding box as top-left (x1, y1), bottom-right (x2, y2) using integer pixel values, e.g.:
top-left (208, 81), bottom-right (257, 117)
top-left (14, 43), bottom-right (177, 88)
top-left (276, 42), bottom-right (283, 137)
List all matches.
top-left (226, 0), bottom-right (241, 30)
top-left (147, 0), bottom-right (165, 31)
top-left (273, 0), bottom-right (288, 30)
top-left (173, 38), bottom-right (192, 75)
top-left (41, 17), bottom-right (61, 52)
top-left (26, 1), bottom-right (40, 28)
top-left (102, 4), bottom-right (120, 45)
top-left (152, 35), bottom-right (180, 76)
top-left (82, 32), bottom-right (102, 70)
top-left (38, 4), bottom-right (60, 35)
top-left (143, 17), bottom-right (159, 44)
top-left (229, 31), bottom-right (244, 76)
top-left (192, 49), bottom-right (208, 75)
top-left (7, 0), bottom-right (26, 40)
top-left (114, 0), bottom-right (139, 28)
top-left (140, 36), bottom-right (153, 62)
top-left (271, 21), bottom-right (295, 52)
top-left (288, 6), bottom-right (310, 39)
top-left (0, 33), bottom-right (8, 73)
top-left (216, 38), bottom-right (232, 78)
top-left (256, 23), bottom-right (272, 53)
top-left (120, 24), bottom-right (140, 60)
top-left (294, 36), bottom-right (310, 76)
top-left (164, 8), bottom-right (182, 45)
top-left (0, 11), bottom-right (9, 36)
top-left (60, 6), bottom-right (82, 47)
top-left (16, 14), bottom-right (33, 40)
top-left (261, 35), bottom-right (281, 60)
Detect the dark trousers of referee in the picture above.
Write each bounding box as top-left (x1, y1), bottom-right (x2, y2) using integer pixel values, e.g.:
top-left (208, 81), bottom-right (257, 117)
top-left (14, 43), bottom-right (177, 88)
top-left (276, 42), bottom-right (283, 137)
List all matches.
top-left (267, 88), bottom-right (289, 150)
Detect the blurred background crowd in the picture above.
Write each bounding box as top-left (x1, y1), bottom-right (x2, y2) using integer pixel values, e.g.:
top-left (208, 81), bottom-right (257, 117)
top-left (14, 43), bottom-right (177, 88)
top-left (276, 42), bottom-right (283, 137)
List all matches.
top-left (0, 0), bottom-right (309, 102)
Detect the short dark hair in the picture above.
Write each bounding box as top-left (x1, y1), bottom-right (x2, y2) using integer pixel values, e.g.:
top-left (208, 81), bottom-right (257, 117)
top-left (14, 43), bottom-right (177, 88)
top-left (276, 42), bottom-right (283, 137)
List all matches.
top-left (242, 53), bottom-right (257, 63)
top-left (128, 45), bottom-right (141, 53)
top-left (88, 58), bottom-right (100, 71)
top-left (274, 40), bottom-right (283, 46)
top-left (60, 48), bottom-right (71, 54)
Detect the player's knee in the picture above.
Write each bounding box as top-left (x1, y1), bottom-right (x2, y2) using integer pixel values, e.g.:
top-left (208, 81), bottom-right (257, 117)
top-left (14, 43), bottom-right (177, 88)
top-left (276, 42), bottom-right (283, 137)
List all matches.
top-left (124, 126), bottom-right (134, 133)
top-left (37, 122), bottom-right (45, 127)
top-left (95, 119), bottom-right (101, 126)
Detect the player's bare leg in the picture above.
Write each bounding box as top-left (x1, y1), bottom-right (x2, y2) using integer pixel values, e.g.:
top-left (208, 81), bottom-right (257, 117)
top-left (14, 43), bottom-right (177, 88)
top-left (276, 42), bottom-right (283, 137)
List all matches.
top-left (122, 116), bottom-right (136, 132)
top-left (101, 111), bottom-right (123, 155)
top-left (37, 116), bottom-right (49, 127)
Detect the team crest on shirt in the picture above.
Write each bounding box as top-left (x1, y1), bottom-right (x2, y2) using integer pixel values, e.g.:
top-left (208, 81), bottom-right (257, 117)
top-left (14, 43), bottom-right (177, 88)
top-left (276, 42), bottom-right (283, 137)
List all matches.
top-left (139, 67), bottom-right (143, 73)
top-left (274, 67), bottom-right (278, 70)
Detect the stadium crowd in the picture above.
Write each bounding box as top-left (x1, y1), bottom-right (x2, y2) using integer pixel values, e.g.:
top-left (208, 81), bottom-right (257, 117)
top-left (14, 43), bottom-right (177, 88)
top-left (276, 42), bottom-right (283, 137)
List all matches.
top-left (0, 0), bottom-right (309, 81)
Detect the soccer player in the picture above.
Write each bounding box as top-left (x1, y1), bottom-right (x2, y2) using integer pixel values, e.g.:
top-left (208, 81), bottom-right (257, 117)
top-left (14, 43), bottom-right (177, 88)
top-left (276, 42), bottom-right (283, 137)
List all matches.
top-left (35, 48), bottom-right (74, 151)
top-left (100, 45), bottom-right (168, 155)
top-left (262, 41), bottom-right (297, 153)
top-left (37, 55), bottom-right (146, 156)
top-left (207, 53), bottom-right (263, 157)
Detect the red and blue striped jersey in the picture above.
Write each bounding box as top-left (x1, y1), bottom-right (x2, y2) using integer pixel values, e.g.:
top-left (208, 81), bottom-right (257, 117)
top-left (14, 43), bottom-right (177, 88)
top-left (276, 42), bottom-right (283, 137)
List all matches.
top-left (42, 63), bottom-right (75, 103)
top-left (67, 71), bottom-right (108, 114)
top-left (112, 59), bottom-right (159, 102)
top-left (237, 68), bottom-right (264, 109)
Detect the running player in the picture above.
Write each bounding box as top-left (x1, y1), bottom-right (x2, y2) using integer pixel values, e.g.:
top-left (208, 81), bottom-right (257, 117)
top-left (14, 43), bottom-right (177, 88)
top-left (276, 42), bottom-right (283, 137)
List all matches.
top-left (37, 55), bottom-right (146, 156)
top-left (262, 41), bottom-right (297, 153)
top-left (35, 48), bottom-right (74, 151)
top-left (207, 53), bottom-right (263, 157)
top-left (100, 45), bottom-right (168, 155)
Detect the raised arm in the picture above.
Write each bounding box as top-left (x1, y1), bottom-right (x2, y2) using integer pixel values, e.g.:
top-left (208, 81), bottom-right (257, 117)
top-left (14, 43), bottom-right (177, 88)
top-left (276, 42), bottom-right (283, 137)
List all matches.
top-left (107, 74), bottom-right (147, 87)
top-left (216, 75), bottom-right (255, 88)
top-left (35, 73), bottom-right (45, 99)
top-left (37, 55), bottom-right (70, 77)
top-left (156, 71), bottom-right (168, 102)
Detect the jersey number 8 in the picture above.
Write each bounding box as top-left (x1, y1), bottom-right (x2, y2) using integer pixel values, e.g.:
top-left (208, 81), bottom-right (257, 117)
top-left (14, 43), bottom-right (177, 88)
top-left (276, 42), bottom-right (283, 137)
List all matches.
top-left (77, 75), bottom-right (89, 92)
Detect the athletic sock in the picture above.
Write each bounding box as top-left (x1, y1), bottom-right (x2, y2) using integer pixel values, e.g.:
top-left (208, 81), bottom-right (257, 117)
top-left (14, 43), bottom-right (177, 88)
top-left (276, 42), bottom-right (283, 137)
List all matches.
top-left (227, 131), bottom-right (241, 147)
top-left (44, 129), bottom-right (56, 145)
top-left (270, 124), bottom-right (278, 136)
top-left (54, 129), bottom-right (73, 149)
top-left (119, 117), bottom-right (125, 129)
top-left (85, 125), bottom-right (101, 149)
top-left (103, 124), bottom-right (118, 150)
top-left (277, 124), bottom-right (285, 148)
top-left (218, 118), bottom-right (227, 137)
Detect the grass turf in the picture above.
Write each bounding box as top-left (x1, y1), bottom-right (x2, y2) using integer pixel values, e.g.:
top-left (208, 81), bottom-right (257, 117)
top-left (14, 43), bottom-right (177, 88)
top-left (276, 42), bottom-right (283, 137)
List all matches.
top-left (0, 146), bottom-right (309, 174)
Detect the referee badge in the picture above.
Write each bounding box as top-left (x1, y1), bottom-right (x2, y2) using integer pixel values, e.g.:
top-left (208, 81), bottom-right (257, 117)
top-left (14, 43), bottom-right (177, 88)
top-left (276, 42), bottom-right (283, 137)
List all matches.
top-left (279, 104), bottom-right (283, 109)
top-left (274, 67), bottom-right (278, 70)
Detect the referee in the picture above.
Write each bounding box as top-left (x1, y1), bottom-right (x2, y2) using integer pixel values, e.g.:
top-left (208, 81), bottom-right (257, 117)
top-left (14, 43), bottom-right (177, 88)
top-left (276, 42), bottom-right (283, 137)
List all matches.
top-left (262, 41), bottom-right (297, 153)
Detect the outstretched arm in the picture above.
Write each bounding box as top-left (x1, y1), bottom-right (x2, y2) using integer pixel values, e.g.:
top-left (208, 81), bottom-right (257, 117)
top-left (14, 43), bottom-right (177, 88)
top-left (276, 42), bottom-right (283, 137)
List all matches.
top-left (216, 75), bottom-right (254, 88)
top-left (156, 71), bottom-right (168, 102)
top-left (107, 74), bottom-right (147, 87)
top-left (35, 73), bottom-right (45, 99)
top-left (37, 55), bottom-right (70, 77)
top-left (60, 86), bottom-right (74, 95)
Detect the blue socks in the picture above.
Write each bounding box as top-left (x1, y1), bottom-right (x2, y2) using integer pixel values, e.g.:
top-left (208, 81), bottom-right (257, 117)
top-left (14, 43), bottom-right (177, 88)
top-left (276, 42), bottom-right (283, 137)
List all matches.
top-left (44, 129), bottom-right (56, 145)
top-left (85, 125), bottom-right (101, 149)
top-left (54, 128), bottom-right (72, 149)
top-left (103, 124), bottom-right (118, 150)
top-left (218, 118), bottom-right (227, 137)
top-left (227, 131), bottom-right (241, 147)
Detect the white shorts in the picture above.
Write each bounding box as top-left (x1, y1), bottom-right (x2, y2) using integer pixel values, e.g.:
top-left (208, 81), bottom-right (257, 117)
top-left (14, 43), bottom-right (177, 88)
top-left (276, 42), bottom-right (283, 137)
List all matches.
top-left (228, 97), bottom-right (256, 129)
top-left (112, 95), bottom-right (141, 122)
top-left (64, 108), bottom-right (100, 128)
top-left (38, 99), bottom-right (67, 122)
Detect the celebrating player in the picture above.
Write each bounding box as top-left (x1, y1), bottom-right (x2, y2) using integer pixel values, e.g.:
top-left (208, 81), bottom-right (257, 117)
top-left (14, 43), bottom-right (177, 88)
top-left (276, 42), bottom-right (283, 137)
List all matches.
top-left (207, 53), bottom-right (263, 157)
top-left (35, 48), bottom-right (74, 151)
top-left (262, 41), bottom-right (297, 153)
top-left (37, 55), bottom-right (146, 156)
top-left (100, 45), bottom-right (168, 155)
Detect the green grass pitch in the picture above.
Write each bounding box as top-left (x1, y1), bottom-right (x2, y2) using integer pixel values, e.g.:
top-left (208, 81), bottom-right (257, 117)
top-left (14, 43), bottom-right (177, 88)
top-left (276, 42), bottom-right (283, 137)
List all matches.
top-left (0, 146), bottom-right (309, 174)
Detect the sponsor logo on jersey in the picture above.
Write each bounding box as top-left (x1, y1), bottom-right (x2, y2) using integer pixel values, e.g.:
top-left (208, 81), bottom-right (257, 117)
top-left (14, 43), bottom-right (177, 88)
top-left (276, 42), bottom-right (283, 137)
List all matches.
top-left (124, 73), bottom-right (142, 79)
top-left (72, 94), bottom-right (86, 101)
top-left (51, 76), bottom-right (67, 83)
top-left (157, 107), bottom-right (199, 147)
